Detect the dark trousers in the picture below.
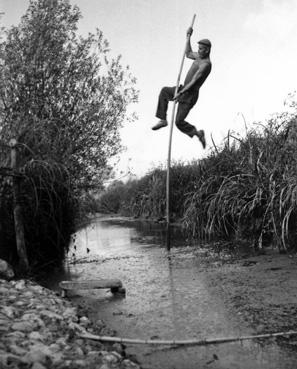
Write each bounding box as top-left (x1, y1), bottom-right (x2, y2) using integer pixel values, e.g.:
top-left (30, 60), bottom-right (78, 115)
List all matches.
top-left (155, 86), bottom-right (199, 137)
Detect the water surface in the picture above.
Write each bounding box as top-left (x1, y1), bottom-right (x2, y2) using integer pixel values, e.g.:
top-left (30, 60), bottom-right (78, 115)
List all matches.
top-left (64, 215), bottom-right (297, 369)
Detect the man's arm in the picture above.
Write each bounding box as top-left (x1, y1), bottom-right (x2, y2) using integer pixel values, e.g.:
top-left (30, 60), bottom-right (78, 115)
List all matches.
top-left (185, 27), bottom-right (198, 60)
top-left (174, 62), bottom-right (211, 99)
top-left (182, 63), bottom-right (211, 92)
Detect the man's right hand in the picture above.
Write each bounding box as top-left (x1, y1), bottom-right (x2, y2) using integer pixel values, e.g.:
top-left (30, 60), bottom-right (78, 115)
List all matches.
top-left (187, 27), bottom-right (193, 37)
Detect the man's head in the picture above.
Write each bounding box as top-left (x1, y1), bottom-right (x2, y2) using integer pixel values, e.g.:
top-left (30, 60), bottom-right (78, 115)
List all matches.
top-left (198, 39), bottom-right (211, 58)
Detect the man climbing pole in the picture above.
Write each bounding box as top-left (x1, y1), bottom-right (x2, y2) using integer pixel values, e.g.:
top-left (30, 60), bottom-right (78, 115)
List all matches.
top-left (151, 27), bottom-right (212, 149)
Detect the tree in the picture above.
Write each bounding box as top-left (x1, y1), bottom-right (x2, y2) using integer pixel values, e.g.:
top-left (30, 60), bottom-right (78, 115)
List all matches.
top-left (0, 0), bottom-right (138, 192)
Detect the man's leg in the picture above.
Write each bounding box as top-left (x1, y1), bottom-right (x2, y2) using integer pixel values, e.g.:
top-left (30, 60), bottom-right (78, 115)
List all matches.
top-left (152, 86), bottom-right (176, 130)
top-left (175, 103), bottom-right (206, 148)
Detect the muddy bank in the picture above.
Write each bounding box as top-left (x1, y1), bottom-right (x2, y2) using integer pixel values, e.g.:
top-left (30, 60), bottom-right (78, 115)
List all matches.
top-left (0, 278), bottom-right (140, 369)
top-left (202, 249), bottom-right (297, 339)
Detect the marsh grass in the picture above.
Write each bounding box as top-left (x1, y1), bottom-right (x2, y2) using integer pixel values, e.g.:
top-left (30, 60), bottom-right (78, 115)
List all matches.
top-left (0, 158), bottom-right (76, 273)
top-left (98, 113), bottom-right (297, 252)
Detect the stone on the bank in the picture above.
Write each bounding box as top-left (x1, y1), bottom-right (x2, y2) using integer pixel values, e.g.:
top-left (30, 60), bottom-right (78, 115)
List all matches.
top-left (23, 343), bottom-right (53, 364)
top-left (1, 305), bottom-right (16, 318)
top-left (0, 259), bottom-right (14, 280)
top-left (10, 344), bottom-right (27, 356)
top-left (31, 362), bottom-right (47, 369)
top-left (40, 309), bottom-right (63, 321)
top-left (0, 286), bottom-right (9, 294)
top-left (29, 284), bottom-right (45, 294)
top-left (14, 280), bottom-right (26, 289)
top-left (0, 353), bottom-right (24, 366)
top-left (11, 321), bottom-right (34, 332)
top-left (102, 351), bottom-right (122, 365)
top-left (112, 342), bottom-right (126, 355)
top-left (62, 307), bottom-right (77, 320)
top-left (28, 331), bottom-right (44, 341)
top-left (122, 359), bottom-right (141, 369)
top-left (79, 316), bottom-right (90, 327)
top-left (22, 313), bottom-right (45, 328)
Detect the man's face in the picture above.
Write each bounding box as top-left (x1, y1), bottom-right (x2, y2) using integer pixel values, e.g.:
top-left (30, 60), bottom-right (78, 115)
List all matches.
top-left (198, 44), bottom-right (209, 58)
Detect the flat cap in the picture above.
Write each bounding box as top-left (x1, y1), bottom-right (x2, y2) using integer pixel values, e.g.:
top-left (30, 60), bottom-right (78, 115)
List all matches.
top-left (198, 39), bottom-right (212, 48)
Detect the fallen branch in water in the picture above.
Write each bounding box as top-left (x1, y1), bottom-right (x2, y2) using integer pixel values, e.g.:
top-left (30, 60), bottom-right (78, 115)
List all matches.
top-left (80, 330), bottom-right (297, 346)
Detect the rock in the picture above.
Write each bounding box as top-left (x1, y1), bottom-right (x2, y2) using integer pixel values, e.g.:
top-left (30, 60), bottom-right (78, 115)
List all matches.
top-left (74, 346), bottom-right (84, 356)
top-left (56, 337), bottom-right (67, 347)
top-left (40, 309), bottom-right (63, 321)
top-left (7, 331), bottom-right (26, 339)
top-left (31, 362), bottom-right (47, 369)
top-left (14, 280), bottom-right (26, 290)
top-left (49, 343), bottom-right (60, 353)
top-left (122, 359), bottom-right (141, 369)
top-left (102, 351), bottom-right (122, 365)
top-left (0, 279), bottom-right (140, 369)
top-left (112, 342), bottom-right (126, 355)
top-left (99, 365), bottom-right (110, 369)
top-left (63, 307), bottom-right (77, 320)
top-left (72, 359), bottom-right (86, 367)
top-left (28, 331), bottom-right (44, 341)
top-left (15, 300), bottom-right (26, 307)
top-left (9, 344), bottom-right (27, 356)
top-left (0, 286), bottom-right (9, 294)
top-left (23, 343), bottom-right (53, 364)
top-left (0, 325), bottom-right (9, 332)
top-left (11, 321), bottom-right (34, 332)
top-left (29, 285), bottom-right (45, 294)
top-left (22, 313), bottom-right (45, 328)
top-left (1, 306), bottom-right (16, 318)
top-left (0, 353), bottom-right (25, 366)
top-left (0, 259), bottom-right (14, 280)
top-left (22, 291), bottom-right (34, 298)
top-left (7, 294), bottom-right (17, 302)
top-left (79, 316), bottom-right (90, 327)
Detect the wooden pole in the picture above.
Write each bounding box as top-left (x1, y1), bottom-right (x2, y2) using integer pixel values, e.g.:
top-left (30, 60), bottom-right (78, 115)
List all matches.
top-left (166, 14), bottom-right (196, 250)
top-left (10, 138), bottom-right (29, 273)
top-left (80, 329), bottom-right (297, 346)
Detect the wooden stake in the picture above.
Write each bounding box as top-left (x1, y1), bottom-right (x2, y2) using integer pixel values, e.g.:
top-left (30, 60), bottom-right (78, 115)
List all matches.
top-left (166, 14), bottom-right (196, 251)
top-left (10, 139), bottom-right (29, 273)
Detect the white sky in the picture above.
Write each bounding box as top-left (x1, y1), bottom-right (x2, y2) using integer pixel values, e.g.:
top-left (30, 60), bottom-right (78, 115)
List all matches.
top-left (1, 0), bottom-right (297, 178)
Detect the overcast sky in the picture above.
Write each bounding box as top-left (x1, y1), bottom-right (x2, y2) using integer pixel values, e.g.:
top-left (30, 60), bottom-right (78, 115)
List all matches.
top-left (1, 0), bottom-right (297, 178)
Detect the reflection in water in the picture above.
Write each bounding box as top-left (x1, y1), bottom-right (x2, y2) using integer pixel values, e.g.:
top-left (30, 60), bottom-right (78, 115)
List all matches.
top-left (62, 216), bottom-right (297, 369)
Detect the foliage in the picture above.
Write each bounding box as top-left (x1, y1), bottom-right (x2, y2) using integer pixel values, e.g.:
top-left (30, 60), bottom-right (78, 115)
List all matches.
top-left (0, 0), bottom-right (138, 271)
top-left (0, 0), bottom-right (138, 191)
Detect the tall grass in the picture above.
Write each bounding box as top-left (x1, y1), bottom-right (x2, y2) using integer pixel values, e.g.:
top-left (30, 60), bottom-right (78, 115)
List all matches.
top-left (98, 111), bottom-right (297, 252)
top-left (0, 159), bottom-right (77, 273)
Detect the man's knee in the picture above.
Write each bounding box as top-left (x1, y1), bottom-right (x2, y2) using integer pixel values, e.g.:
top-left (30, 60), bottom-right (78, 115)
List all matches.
top-left (175, 118), bottom-right (186, 130)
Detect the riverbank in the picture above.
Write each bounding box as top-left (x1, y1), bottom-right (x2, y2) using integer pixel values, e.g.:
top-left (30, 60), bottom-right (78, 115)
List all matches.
top-left (0, 278), bottom-right (140, 369)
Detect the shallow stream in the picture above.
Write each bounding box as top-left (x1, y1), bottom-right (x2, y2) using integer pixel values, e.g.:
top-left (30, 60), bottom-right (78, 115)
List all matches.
top-left (60, 215), bottom-right (297, 369)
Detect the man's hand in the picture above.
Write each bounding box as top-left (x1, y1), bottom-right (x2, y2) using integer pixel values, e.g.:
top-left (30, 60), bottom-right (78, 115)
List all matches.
top-left (173, 91), bottom-right (183, 101)
top-left (186, 27), bottom-right (193, 37)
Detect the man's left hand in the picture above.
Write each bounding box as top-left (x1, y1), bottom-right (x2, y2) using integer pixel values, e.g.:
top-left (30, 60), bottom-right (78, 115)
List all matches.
top-left (173, 91), bottom-right (183, 101)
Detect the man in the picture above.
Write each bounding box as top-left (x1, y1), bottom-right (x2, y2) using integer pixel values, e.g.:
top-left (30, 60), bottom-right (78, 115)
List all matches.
top-left (152, 27), bottom-right (212, 149)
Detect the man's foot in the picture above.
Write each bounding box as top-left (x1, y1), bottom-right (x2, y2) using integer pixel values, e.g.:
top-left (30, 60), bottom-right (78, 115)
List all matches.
top-left (196, 129), bottom-right (206, 149)
top-left (152, 120), bottom-right (168, 130)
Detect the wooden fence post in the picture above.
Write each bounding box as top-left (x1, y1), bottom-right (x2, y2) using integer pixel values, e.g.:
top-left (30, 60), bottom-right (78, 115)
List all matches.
top-left (9, 138), bottom-right (29, 272)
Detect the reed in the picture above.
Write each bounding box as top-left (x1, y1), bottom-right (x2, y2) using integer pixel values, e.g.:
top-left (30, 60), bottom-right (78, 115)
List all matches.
top-left (99, 107), bottom-right (297, 252)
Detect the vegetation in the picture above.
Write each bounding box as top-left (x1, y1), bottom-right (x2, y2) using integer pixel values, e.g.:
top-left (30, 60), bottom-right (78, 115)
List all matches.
top-left (98, 98), bottom-right (297, 253)
top-left (0, 0), bottom-right (138, 273)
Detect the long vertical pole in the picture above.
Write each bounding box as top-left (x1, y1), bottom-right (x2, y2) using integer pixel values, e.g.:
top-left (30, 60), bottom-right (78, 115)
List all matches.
top-left (166, 14), bottom-right (196, 250)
